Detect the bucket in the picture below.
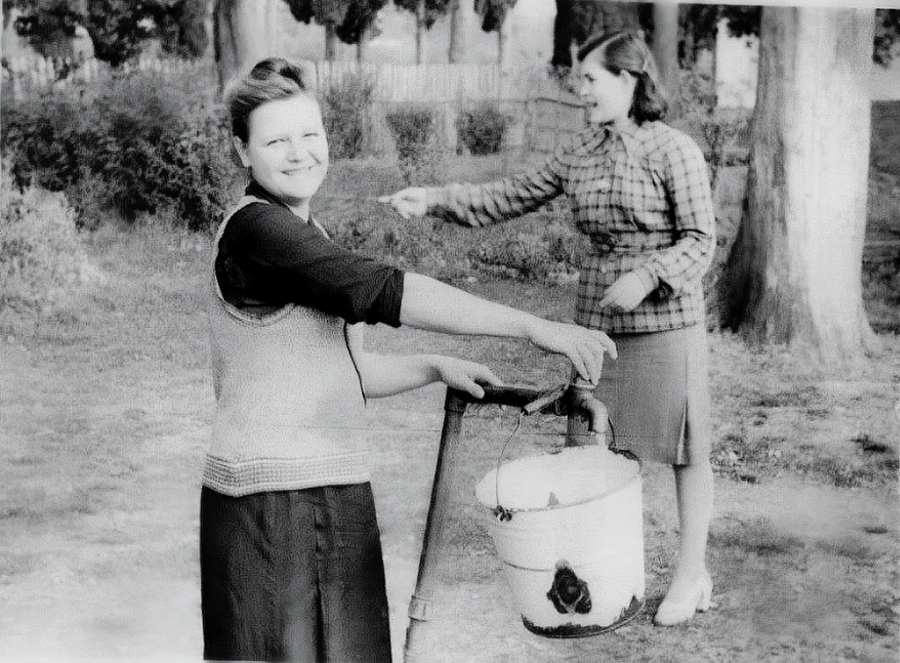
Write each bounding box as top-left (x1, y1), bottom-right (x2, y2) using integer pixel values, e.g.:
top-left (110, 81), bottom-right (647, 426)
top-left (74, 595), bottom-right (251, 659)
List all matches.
top-left (475, 444), bottom-right (644, 637)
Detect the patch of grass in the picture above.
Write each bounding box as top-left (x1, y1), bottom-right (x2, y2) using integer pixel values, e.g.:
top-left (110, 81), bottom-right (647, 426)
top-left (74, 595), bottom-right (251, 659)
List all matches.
top-left (785, 452), bottom-right (892, 488)
top-left (748, 385), bottom-right (823, 409)
top-left (712, 431), bottom-right (787, 482)
top-left (711, 516), bottom-right (805, 556)
top-left (815, 536), bottom-right (881, 562)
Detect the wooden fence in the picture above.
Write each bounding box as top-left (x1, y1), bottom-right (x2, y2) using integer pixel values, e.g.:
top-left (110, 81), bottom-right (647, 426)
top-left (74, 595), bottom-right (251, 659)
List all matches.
top-left (2, 55), bottom-right (586, 154)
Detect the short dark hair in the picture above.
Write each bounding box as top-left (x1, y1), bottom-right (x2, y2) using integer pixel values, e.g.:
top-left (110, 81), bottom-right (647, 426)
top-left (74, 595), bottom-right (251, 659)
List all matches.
top-left (577, 31), bottom-right (668, 124)
top-left (225, 57), bottom-right (316, 143)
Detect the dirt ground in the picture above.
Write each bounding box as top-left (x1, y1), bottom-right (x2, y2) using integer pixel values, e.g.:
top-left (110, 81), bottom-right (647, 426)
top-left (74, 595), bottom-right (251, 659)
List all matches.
top-left (0, 227), bottom-right (898, 663)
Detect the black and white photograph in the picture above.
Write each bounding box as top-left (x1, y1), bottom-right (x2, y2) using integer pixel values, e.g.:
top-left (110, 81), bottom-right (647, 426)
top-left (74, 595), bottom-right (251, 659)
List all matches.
top-left (1, 1), bottom-right (898, 661)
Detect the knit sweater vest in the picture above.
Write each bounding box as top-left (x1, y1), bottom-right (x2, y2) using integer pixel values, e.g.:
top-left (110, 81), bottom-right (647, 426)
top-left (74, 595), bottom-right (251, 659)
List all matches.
top-left (203, 196), bottom-right (369, 497)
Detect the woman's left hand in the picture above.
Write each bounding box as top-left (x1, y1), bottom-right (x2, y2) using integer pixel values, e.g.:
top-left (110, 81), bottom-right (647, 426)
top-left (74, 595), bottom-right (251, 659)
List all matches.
top-left (597, 272), bottom-right (652, 312)
top-left (432, 356), bottom-right (502, 399)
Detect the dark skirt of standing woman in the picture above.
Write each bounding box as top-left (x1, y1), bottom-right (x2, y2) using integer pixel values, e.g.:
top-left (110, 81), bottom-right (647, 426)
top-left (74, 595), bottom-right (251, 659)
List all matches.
top-left (589, 324), bottom-right (712, 466)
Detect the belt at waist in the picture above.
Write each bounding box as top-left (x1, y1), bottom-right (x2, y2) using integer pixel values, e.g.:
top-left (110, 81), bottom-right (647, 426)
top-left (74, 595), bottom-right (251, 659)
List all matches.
top-left (588, 241), bottom-right (672, 256)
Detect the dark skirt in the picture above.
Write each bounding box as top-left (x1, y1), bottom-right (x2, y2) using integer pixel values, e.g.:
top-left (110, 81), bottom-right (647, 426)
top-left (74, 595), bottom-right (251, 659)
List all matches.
top-left (200, 483), bottom-right (391, 663)
top-left (588, 324), bottom-right (712, 466)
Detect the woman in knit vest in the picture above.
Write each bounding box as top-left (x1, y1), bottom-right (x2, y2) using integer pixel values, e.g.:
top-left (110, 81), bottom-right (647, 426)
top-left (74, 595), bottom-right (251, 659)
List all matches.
top-left (202, 57), bottom-right (616, 662)
top-left (381, 31), bottom-right (717, 627)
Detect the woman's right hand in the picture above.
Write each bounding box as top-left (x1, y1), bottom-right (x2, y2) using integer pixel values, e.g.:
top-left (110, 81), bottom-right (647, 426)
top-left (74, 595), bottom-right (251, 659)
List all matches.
top-left (525, 319), bottom-right (617, 385)
top-left (378, 188), bottom-right (428, 219)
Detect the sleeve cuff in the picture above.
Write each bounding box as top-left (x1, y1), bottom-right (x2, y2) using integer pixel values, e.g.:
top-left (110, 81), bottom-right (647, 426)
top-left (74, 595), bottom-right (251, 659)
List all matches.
top-left (633, 266), bottom-right (659, 298)
top-left (424, 187), bottom-right (446, 211)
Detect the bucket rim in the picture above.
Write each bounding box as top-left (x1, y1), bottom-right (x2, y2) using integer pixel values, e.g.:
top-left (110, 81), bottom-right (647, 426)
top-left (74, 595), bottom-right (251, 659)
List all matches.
top-left (477, 456), bottom-right (641, 515)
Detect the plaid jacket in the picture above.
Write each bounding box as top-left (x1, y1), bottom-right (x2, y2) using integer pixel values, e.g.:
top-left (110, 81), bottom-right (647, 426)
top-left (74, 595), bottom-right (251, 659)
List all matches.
top-left (426, 121), bottom-right (716, 334)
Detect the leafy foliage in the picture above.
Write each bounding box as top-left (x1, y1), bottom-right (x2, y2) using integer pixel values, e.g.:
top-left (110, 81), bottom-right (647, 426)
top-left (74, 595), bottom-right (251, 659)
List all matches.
top-left (474, 0), bottom-right (517, 33)
top-left (456, 103), bottom-right (507, 155)
top-left (1, 69), bottom-right (239, 231)
top-left (875, 9), bottom-right (900, 66)
top-left (393, 0), bottom-right (453, 30)
top-left (0, 168), bottom-right (103, 332)
top-left (10, 0), bottom-right (81, 60)
top-left (321, 72), bottom-right (377, 159)
top-left (385, 105), bottom-right (442, 185)
top-left (550, 4), bottom-right (898, 72)
top-left (11, 0), bottom-right (207, 67)
top-left (282, 0), bottom-right (387, 44)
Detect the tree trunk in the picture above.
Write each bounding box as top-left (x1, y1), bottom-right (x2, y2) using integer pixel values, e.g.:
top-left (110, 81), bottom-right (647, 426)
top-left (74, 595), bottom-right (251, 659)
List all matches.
top-left (720, 6), bottom-right (879, 363)
top-left (213, 0), bottom-right (269, 92)
top-left (415, 0), bottom-right (426, 64)
top-left (497, 16), bottom-right (510, 70)
top-left (324, 22), bottom-right (337, 61)
top-left (651, 2), bottom-right (680, 116)
top-left (448, 0), bottom-right (464, 63)
top-left (551, 0), bottom-right (574, 70)
top-left (356, 34), bottom-right (366, 62)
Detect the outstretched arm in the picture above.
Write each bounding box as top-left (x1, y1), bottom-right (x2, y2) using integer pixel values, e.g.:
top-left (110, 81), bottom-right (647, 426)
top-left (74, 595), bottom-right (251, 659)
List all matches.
top-left (399, 273), bottom-right (616, 384)
top-left (378, 155), bottom-right (564, 228)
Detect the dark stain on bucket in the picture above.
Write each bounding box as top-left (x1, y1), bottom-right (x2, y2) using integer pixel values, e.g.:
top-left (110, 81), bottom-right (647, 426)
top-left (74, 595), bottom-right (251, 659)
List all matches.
top-left (547, 560), bottom-right (592, 615)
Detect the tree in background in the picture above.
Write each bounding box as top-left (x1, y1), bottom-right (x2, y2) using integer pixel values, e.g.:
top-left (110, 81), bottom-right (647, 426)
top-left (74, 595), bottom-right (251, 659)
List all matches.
top-left (394, 0), bottom-right (453, 64)
top-left (214, 0), bottom-right (269, 90)
top-left (334, 0), bottom-right (387, 62)
top-left (874, 7), bottom-right (900, 66)
top-left (447, 0), bottom-right (463, 63)
top-left (283, 0), bottom-right (386, 62)
top-left (651, 2), bottom-right (678, 115)
top-left (679, 6), bottom-right (899, 68)
top-left (719, 6), bottom-right (880, 363)
top-left (10, 0), bottom-right (207, 67)
top-left (473, 0), bottom-right (517, 67)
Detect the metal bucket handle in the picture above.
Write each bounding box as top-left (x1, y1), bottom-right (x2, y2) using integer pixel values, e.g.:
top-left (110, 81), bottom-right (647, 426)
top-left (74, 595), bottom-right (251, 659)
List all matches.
top-left (489, 383), bottom-right (619, 522)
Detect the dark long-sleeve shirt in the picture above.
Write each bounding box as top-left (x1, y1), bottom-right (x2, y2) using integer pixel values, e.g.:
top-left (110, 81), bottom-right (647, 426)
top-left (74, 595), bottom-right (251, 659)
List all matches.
top-left (215, 181), bottom-right (404, 326)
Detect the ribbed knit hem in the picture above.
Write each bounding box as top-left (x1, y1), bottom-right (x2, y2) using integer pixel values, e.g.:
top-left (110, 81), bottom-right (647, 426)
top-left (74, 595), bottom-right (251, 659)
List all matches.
top-left (202, 453), bottom-right (371, 497)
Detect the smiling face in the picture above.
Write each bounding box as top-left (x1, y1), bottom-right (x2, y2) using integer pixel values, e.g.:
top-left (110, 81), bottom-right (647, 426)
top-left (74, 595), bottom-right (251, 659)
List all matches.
top-left (578, 55), bottom-right (637, 127)
top-left (234, 93), bottom-right (328, 218)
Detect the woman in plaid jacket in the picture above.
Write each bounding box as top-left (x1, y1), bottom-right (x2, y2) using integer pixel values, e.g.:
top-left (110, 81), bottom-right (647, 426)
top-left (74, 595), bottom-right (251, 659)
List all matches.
top-left (382, 31), bottom-right (717, 627)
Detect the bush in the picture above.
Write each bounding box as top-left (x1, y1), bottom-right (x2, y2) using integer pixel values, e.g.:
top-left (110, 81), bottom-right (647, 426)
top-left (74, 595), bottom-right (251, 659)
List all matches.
top-left (675, 69), bottom-right (750, 191)
top-left (321, 73), bottom-right (376, 160)
top-left (469, 220), bottom-right (584, 284)
top-left (456, 103), bottom-right (507, 155)
top-left (1, 68), bottom-right (239, 231)
top-left (385, 104), bottom-right (442, 185)
top-left (0, 168), bottom-right (103, 334)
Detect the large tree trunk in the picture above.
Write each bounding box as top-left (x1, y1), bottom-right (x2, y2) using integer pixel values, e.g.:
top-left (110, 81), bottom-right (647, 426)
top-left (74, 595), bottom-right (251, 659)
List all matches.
top-left (651, 2), bottom-right (680, 116)
top-left (213, 0), bottom-right (270, 92)
top-left (720, 6), bottom-right (879, 363)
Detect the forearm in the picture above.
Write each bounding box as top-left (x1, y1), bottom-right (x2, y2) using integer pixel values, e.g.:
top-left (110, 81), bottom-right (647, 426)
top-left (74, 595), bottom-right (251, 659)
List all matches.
top-left (397, 274), bottom-right (614, 384)
top-left (425, 167), bottom-right (561, 228)
top-left (399, 273), bottom-right (535, 338)
top-left (354, 352), bottom-right (442, 399)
